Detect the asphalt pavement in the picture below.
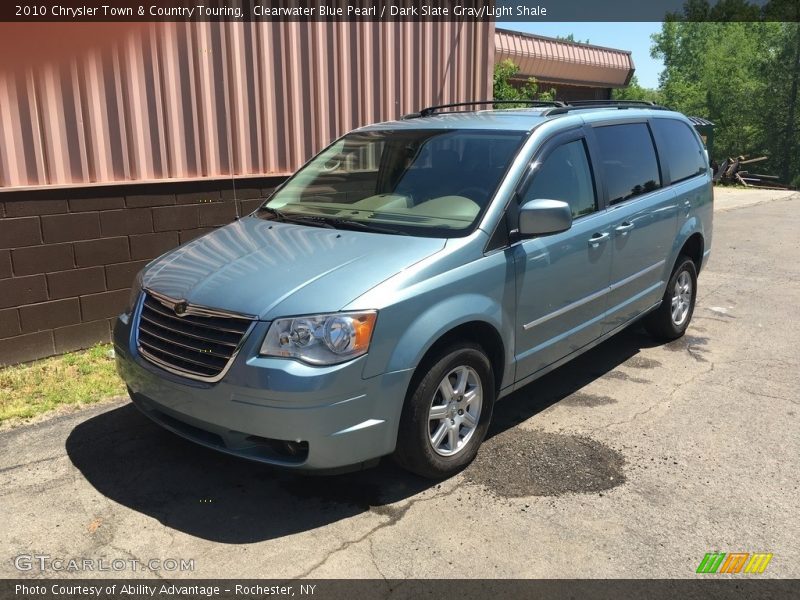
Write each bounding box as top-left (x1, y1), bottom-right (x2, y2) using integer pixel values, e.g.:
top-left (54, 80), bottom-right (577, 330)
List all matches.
top-left (2, 188), bottom-right (798, 579)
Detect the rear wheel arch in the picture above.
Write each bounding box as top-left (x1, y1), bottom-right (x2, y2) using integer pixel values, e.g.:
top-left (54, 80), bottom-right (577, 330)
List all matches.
top-left (645, 254), bottom-right (698, 341)
top-left (679, 232), bottom-right (704, 273)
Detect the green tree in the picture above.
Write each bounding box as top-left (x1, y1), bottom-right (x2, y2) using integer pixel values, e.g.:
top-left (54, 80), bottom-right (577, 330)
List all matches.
top-left (612, 75), bottom-right (664, 103)
top-left (493, 59), bottom-right (556, 106)
top-left (556, 34), bottom-right (591, 44)
top-left (651, 15), bottom-right (799, 186)
top-left (767, 22), bottom-right (800, 185)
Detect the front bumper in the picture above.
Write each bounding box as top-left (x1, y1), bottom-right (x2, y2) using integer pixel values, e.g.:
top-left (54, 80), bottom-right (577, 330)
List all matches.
top-left (113, 312), bottom-right (413, 471)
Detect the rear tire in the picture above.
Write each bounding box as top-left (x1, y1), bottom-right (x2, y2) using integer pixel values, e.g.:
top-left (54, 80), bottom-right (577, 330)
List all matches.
top-left (394, 343), bottom-right (495, 479)
top-left (644, 255), bottom-right (698, 341)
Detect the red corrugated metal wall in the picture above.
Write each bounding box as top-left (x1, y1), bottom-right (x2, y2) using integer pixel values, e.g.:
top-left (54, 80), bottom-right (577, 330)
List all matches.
top-left (0, 21), bottom-right (493, 190)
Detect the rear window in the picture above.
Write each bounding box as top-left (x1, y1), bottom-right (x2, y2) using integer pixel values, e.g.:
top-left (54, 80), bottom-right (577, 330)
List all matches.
top-left (593, 123), bottom-right (662, 205)
top-left (651, 119), bottom-right (707, 183)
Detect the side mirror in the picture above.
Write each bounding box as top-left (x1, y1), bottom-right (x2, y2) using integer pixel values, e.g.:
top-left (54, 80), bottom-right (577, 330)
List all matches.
top-left (517, 199), bottom-right (573, 237)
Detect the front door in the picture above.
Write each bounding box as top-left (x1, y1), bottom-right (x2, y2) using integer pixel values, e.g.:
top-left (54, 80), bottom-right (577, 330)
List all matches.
top-left (514, 134), bottom-right (613, 382)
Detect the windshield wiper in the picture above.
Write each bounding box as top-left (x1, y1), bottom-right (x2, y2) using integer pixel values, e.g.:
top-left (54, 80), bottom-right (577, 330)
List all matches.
top-left (257, 207), bottom-right (408, 235)
top-left (255, 207), bottom-right (336, 229)
top-left (255, 206), bottom-right (285, 220)
top-left (317, 217), bottom-right (410, 236)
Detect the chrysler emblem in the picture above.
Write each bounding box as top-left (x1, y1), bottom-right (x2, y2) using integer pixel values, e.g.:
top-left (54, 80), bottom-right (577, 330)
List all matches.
top-left (174, 301), bottom-right (188, 316)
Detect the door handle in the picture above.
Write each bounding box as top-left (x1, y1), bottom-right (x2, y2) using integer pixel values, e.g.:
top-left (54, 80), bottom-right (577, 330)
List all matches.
top-left (615, 221), bottom-right (634, 235)
top-left (588, 232), bottom-right (610, 247)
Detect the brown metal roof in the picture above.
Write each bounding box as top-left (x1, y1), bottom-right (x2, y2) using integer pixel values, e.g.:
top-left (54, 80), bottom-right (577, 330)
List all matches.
top-left (494, 28), bottom-right (634, 89)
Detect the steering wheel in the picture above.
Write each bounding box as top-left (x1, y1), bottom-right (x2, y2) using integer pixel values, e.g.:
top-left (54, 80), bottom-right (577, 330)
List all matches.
top-left (320, 157), bottom-right (342, 172)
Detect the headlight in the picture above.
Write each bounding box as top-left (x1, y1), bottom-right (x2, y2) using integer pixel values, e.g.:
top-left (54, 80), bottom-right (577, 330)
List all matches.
top-left (126, 271), bottom-right (144, 314)
top-left (260, 311), bottom-right (377, 365)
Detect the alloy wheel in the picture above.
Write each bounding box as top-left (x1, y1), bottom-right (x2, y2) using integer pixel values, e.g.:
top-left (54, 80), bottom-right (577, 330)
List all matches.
top-left (671, 270), bottom-right (693, 326)
top-left (428, 365), bottom-right (483, 457)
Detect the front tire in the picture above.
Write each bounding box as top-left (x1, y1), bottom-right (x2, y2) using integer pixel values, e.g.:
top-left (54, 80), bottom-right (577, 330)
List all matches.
top-left (394, 343), bottom-right (495, 479)
top-left (644, 255), bottom-right (698, 341)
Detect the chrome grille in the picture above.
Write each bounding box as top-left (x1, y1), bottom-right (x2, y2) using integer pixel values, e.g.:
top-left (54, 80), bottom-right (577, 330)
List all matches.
top-left (136, 291), bottom-right (254, 381)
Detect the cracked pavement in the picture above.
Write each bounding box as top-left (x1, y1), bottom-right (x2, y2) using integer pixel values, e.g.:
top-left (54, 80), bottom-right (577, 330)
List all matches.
top-left (2, 189), bottom-right (798, 578)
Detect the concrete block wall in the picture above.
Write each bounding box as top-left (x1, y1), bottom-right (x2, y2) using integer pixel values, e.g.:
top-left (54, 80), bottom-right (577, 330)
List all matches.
top-left (0, 177), bottom-right (284, 365)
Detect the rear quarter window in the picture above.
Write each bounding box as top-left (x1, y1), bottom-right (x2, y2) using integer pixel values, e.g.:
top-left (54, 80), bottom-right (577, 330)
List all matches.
top-left (593, 123), bottom-right (662, 205)
top-left (651, 119), bottom-right (708, 183)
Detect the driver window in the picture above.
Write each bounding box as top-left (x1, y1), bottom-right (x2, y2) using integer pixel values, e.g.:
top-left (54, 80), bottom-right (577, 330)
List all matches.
top-left (522, 139), bottom-right (597, 219)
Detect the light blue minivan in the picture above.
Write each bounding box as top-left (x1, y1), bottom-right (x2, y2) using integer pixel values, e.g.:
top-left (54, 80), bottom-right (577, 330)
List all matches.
top-left (114, 100), bottom-right (712, 478)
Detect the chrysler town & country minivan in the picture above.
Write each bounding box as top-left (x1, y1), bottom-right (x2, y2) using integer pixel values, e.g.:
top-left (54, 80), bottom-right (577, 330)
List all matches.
top-left (114, 100), bottom-right (713, 478)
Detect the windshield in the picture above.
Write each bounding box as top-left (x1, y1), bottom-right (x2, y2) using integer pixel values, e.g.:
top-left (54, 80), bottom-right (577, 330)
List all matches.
top-left (260, 129), bottom-right (527, 237)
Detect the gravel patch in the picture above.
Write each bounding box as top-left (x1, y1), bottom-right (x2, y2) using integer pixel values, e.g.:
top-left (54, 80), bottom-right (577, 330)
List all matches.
top-left (465, 429), bottom-right (626, 498)
top-left (559, 392), bottom-right (617, 407)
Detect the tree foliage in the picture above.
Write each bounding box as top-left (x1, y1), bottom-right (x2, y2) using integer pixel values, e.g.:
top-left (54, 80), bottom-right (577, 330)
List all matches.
top-left (652, 7), bottom-right (800, 186)
top-left (612, 75), bottom-right (664, 104)
top-left (493, 59), bottom-right (556, 106)
top-left (556, 34), bottom-right (591, 44)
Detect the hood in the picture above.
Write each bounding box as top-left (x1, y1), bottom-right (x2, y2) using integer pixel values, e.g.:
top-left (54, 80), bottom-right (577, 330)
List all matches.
top-left (142, 216), bottom-right (446, 320)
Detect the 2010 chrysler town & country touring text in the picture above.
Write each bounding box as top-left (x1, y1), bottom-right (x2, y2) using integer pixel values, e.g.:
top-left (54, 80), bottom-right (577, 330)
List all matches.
top-left (114, 100), bottom-right (713, 478)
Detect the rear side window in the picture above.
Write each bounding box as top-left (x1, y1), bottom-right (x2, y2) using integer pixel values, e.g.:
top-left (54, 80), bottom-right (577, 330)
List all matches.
top-left (651, 119), bottom-right (707, 183)
top-left (593, 123), bottom-right (661, 205)
top-left (523, 139), bottom-right (597, 219)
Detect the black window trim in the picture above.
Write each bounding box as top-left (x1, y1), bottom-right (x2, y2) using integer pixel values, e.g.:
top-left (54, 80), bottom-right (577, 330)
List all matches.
top-left (650, 117), bottom-right (709, 186)
top-left (584, 118), bottom-right (665, 208)
top-left (517, 132), bottom-right (600, 219)
top-left (483, 124), bottom-right (601, 254)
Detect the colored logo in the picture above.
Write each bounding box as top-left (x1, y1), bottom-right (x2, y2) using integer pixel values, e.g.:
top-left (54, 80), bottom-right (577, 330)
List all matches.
top-left (696, 552), bottom-right (773, 574)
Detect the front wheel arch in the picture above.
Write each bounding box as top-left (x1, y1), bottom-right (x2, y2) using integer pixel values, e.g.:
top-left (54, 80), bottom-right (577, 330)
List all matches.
top-left (409, 320), bottom-right (506, 397)
top-left (393, 341), bottom-right (496, 478)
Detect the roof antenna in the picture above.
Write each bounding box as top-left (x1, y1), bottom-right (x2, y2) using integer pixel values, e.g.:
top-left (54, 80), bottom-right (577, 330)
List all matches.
top-left (231, 168), bottom-right (240, 220)
top-left (225, 105), bottom-right (240, 220)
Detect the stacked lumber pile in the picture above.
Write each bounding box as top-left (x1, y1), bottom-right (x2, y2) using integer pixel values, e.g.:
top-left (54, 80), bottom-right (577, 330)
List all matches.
top-left (712, 156), bottom-right (789, 189)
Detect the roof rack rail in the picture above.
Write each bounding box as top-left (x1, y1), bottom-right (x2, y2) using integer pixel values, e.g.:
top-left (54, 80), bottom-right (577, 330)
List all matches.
top-left (568, 100), bottom-right (658, 107)
top-left (401, 99), bottom-right (566, 119)
top-left (542, 100), bottom-right (669, 115)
